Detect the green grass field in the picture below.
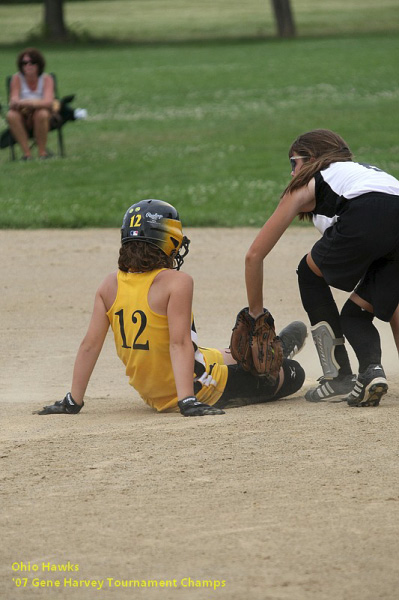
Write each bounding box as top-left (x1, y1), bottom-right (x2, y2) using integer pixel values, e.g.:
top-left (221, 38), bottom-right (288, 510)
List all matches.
top-left (0, 1), bottom-right (398, 227)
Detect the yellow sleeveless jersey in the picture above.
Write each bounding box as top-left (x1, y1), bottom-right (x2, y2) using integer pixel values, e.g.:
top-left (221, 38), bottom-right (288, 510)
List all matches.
top-left (106, 269), bottom-right (228, 412)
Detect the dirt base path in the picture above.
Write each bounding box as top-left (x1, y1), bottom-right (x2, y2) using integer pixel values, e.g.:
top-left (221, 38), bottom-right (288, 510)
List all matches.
top-left (1, 228), bottom-right (398, 600)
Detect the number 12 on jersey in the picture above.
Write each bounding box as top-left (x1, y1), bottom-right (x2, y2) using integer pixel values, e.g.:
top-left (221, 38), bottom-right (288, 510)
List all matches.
top-left (115, 308), bottom-right (149, 350)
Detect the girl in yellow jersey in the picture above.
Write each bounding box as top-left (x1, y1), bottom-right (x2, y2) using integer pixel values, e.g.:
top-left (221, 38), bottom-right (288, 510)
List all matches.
top-left (36, 199), bottom-right (305, 417)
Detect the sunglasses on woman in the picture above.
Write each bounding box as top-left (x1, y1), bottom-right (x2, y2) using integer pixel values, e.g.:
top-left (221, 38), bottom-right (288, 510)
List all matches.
top-left (22, 60), bottom-right (37, 66)
top-left (290, 156), bottom-right (307, 171)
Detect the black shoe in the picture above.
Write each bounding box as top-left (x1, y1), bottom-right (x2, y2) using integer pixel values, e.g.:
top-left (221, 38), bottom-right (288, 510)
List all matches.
top-left (305, 373), bottom-right (355, 402)
top-left (345, 364), bottom-right (388, 407)
top-left (278, 321), bottom-right (307, 359)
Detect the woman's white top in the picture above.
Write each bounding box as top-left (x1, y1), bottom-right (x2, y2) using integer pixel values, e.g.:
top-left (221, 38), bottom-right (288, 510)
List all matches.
top-left (17, 72), bottom-right (45, 100)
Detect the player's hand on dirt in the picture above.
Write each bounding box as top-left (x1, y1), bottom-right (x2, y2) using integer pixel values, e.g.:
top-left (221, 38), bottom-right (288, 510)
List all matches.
top-left (178, 396), bottom-right (225, 417)
top-left (33, 393), bottom-right (84, 415)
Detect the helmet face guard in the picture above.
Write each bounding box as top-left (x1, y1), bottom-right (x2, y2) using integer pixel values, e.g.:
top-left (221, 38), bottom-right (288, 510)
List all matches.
top-left (174, 235), bottom-right (190, 270)
top-left (121, 199), bottom-right (190, 270)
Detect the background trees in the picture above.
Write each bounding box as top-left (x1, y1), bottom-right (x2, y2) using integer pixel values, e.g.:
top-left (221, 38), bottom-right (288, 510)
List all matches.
top-left (32, 0), bottom-right (298, 42)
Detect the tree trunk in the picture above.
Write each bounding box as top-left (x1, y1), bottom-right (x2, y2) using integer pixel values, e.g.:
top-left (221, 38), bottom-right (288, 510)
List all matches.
top-left (43, 0), bottom-right (68, 41)
top-left (271, 0), bottom-right (296, 38)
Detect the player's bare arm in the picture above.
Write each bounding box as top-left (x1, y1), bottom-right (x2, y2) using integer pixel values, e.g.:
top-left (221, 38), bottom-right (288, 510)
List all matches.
top-left (34, 277), bottom-right (111, 415)
top-left (160, 270), bottom-right (225, 417)
top-left (70, 281), bottom-right (112, 404)
top-left (165, 271), bottom-right (196, 401)
top-left (245, 179), bottom-right (316, 317)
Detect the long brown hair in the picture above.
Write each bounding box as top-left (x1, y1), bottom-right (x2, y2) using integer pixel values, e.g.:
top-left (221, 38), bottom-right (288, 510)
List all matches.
top-left (118, 241), bottom-right (173, 272)
top-left (283, 129), bottom-right (353, 220)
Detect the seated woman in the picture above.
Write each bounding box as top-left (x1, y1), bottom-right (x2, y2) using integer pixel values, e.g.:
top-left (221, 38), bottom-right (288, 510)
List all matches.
top-left (7, 47), bottom-right (55, 160)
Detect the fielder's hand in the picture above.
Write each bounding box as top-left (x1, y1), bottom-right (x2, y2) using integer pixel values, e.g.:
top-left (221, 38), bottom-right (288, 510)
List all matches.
top-left (178, 396), bottom-right (225, 417)
top-left (34, 393), bottom-right (84, 415)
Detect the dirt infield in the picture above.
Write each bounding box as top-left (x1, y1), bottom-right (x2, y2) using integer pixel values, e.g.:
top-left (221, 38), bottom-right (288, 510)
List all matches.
top-left (1, 228), bottom-right (399, 600)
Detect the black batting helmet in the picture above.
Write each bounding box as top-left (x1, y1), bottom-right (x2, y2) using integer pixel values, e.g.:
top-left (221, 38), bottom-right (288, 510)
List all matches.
top-left (120, 199), bottom-right (190, 270)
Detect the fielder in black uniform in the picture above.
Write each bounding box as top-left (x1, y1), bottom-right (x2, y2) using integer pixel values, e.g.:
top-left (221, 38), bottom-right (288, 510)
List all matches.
top-left (245, 129), bottom-right (399, 407)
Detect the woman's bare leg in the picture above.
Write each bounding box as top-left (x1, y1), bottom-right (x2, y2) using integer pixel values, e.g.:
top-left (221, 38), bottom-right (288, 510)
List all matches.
top-left (33, 108), bottom-right (51, 157)
top-left (7, 109), bottom-right (31, 157)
